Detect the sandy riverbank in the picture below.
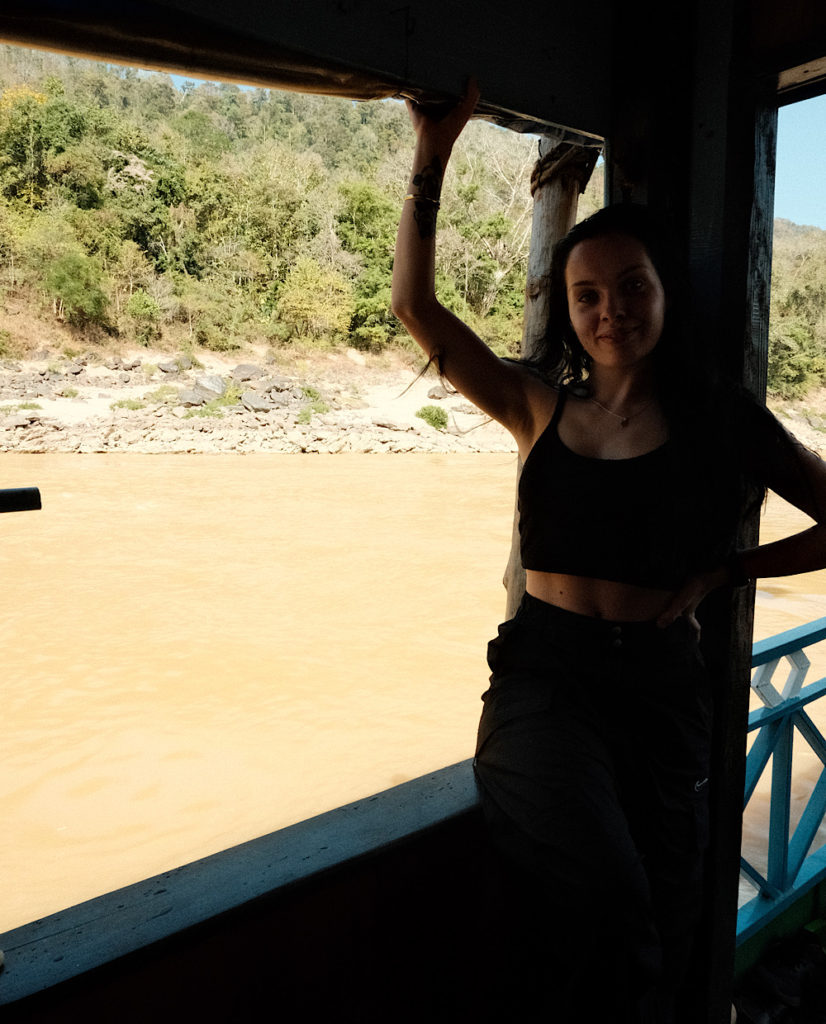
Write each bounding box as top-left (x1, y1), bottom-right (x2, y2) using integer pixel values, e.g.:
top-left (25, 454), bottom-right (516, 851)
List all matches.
top-left (1, 342), bottom-right (824, 456)
top-left (0, 346), bottom-right (516, 455)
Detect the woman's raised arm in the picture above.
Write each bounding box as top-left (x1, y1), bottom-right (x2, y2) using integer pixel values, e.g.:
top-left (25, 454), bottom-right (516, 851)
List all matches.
top-left (391, 81), bottom-right (543, 439)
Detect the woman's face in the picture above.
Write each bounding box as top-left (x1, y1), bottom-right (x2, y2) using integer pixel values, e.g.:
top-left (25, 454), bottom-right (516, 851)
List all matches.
top-left (564, 232), bottom-right (666, 374)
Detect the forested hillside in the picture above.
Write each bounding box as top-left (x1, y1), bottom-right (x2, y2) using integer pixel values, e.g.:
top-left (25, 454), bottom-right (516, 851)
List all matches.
top-left (0, 45), bottom-right (577, 363)
top-left (0, 45), bottom-right (823, 398)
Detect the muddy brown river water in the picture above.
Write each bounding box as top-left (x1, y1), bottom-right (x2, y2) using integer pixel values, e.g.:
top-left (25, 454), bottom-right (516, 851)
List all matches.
top-left (2, 453), bottom-right (824, 930)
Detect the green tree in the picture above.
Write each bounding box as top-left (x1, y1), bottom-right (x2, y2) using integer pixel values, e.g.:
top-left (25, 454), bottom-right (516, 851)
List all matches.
top-left (768, 220), bottom-right (826, 398)
top-left (43, 247), bottom-right (108, 326)
top-left (276, 256), bottom-right (354, 344)
top-left (0, 198), bottom-right (25, 286)
top-left (336, 180), bottom-right (398, 348)
top-left (172, 108), bottom-right (232, 160)
top-left (210, 142), bottom-right (325, 283)
top-left (336, 180), bottom-right (397, 261)
top-left (175, 275), bottom-right (249, 351)
top-left (767, 318), bottom-right (826, 398)
top-left (0, 84), bottom-right (52, 206)
top-left (124, 288), bottom-right (162, 344)
top-left (45, 139), bottom-right (107, 208)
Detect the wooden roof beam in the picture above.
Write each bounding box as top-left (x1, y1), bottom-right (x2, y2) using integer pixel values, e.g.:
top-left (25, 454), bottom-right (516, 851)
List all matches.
top-left (0, 0), bottom-right (608, 144)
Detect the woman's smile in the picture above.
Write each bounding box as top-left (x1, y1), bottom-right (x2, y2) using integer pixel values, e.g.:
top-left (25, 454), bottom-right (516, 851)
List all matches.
top-left (596, 326), bottom-right (635, 341)
top-left (565, 233), bottom-right (666, 371)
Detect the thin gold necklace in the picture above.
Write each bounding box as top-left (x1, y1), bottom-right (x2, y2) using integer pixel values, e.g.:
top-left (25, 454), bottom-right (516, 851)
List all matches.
top-left (589, 395), bottom-right (655, 428)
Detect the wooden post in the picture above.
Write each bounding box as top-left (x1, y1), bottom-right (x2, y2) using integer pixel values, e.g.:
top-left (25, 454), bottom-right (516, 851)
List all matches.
top-left (503, 138), bottom-right (600, 619)
top-left (688, 94), bottom-right (779, 1024)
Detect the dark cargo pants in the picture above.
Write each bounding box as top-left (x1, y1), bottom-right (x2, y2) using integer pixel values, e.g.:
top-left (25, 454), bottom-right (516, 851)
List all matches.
top-left (473, 593), bottom-right (713, 1023)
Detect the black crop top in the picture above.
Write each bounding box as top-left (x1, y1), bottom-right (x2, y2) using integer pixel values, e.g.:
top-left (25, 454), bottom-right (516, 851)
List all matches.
top-left (518, 390), bottom-right (690, 589)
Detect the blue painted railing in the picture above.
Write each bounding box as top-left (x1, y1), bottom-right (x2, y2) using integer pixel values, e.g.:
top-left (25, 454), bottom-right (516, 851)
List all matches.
top-left (737, 617), bottom-right (826, 943)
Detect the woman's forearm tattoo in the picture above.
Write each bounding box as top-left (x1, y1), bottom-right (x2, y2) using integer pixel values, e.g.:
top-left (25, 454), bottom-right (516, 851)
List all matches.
top-left (411, 157), bottom-right (443, 240)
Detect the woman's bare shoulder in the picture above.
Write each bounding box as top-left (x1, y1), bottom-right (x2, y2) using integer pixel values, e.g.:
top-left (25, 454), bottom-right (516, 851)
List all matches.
top-left (513, 370), bottom-right (560, 457)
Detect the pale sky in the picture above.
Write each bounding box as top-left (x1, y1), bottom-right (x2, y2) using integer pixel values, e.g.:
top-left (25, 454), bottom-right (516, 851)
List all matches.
top-left (775, 94), bottom-right (826, 229)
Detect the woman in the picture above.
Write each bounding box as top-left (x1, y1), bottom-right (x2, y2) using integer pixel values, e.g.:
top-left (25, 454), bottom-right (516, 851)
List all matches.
top-left (392, 83), bottom-right (826, 1023)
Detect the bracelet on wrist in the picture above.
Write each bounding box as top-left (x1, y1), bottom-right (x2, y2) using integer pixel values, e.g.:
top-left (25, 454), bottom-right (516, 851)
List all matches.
top-left (404, 193), bottom-right (441, 207)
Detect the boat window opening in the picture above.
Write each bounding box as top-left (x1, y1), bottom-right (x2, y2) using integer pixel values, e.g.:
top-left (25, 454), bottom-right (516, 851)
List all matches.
top-left (1, 41), bottom-right (540, 931)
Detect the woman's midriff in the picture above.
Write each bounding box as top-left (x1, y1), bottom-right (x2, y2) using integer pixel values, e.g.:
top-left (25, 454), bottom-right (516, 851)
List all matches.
top-left (526, 570), bottom-right (675, 622)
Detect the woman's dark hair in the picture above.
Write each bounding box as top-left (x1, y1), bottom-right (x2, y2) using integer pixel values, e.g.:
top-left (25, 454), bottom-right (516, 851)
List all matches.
top-left (533, 204), bottom-right (703, 417)
top-left (531, 203), bottom-right (795, 559)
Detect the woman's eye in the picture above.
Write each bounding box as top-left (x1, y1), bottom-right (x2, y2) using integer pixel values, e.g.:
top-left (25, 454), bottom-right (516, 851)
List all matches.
top-left (624, 278), bottom-right (645, 293)
top-left (577, 291), bottom-right (597, 304)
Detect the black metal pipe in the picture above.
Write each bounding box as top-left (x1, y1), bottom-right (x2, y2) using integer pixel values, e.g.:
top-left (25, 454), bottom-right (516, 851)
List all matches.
top-left (0, 488), bottom-right (42, 513)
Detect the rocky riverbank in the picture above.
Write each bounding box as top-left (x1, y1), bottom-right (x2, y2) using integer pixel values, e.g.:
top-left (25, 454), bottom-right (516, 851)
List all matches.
top-left (0, 347), bottom-right (516, 455)
top-left (2, 343), bottom-right (824, 456)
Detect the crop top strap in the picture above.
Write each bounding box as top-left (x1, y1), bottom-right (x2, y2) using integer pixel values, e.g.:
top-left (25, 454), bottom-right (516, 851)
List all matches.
top-left (549, 387), bottom-right (567, 431)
